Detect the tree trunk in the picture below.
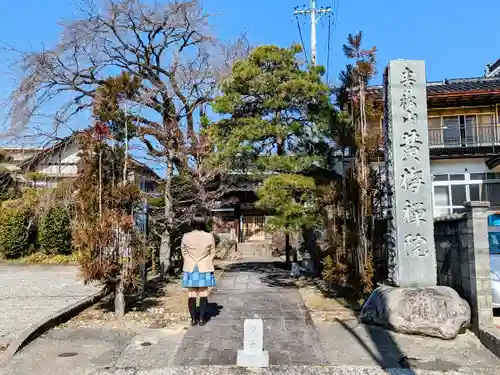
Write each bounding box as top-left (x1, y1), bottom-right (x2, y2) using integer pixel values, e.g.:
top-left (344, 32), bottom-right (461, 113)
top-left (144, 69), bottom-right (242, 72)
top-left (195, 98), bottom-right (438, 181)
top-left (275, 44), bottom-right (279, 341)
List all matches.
top-left (357, 82), bottom-right (368, 276)
top-left (159, 229), bottom-right (171, 277)
top-left (341, 148), bottom-right (347, 253)
top-left (159, 150), bottom-right (174, 279)
top-left (285, 229), bottom-right (291, 266)
top-left (115, 278), bottom-right (126, 317)
top-left (277, 136), bottom-right (292, 267)
top-left (99, 148), bottom-right (103, 219)
top-left (115, 226), bottom-right (128, 317)
top-left (139, 260), bottom-right (147, 301)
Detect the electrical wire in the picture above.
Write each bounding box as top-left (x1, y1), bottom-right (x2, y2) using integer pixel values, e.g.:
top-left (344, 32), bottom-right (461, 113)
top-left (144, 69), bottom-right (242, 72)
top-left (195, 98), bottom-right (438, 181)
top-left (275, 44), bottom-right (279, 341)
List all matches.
top-left (326, 13), bottom-right (332, 83)
top-left (295, 16), bottom-right (309, 64)
top-left (332, 0), bottom-right (340, 58)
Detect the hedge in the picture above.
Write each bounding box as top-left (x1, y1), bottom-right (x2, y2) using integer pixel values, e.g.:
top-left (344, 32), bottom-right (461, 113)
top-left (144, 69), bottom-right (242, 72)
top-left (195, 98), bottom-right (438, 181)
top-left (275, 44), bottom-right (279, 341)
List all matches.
top-left (38, 205), bottom-right (72, 255)
top-left (0, 206), bottom-right (35, 259)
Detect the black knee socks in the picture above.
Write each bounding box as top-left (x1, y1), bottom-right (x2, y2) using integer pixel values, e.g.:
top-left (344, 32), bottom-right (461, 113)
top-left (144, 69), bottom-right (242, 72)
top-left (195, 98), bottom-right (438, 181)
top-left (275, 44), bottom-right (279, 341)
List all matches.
top-left (188, 297), bottom-right (197, 321)
top-left (199, 297), bottom-right (208, 321)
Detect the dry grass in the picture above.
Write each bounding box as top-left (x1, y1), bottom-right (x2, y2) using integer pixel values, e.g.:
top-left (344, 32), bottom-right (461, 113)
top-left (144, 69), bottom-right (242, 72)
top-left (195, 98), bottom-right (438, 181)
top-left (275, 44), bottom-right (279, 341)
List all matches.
top-left (60, 268), bottom-right (225, 331)
top-left (0, 252), bottom-right (78, 265)
top-left (298, 283), bottom-right (361, 323)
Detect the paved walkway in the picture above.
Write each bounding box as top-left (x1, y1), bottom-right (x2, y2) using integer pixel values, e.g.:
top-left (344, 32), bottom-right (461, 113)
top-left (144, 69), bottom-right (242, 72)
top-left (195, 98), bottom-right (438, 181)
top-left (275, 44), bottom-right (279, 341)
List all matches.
top-left (173, 261), bottom-right (326, 365)
top-left (2, 261), bottom-right (500, 374)
top-left (0, 265), bottom-right (100, 348)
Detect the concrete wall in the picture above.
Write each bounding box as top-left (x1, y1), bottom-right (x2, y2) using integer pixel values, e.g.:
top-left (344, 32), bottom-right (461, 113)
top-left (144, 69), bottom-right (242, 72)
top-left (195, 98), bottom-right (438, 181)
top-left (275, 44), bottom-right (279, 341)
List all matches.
top-left (434, 202), bottom-right (492, 330)
top-left (434, 201), bottom-right (500, 355)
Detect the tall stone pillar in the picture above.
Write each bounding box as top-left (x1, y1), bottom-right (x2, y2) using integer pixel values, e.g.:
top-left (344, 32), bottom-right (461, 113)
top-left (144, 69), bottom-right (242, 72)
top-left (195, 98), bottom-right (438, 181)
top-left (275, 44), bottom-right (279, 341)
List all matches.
top-left (384, 60), bottom-right (437, 287)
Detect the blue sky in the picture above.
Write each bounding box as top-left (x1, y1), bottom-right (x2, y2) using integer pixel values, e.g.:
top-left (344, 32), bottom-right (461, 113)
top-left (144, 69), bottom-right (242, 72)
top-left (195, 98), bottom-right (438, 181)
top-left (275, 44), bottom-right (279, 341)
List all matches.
top-left (0, 0), bottom-right (498, 85)
top-left (0, 0), bottom-right (498, 149)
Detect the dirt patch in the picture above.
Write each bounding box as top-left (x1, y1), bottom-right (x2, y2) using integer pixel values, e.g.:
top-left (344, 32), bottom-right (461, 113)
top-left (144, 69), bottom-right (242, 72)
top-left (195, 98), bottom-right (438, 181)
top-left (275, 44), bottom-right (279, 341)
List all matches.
top-left (298, 282), bottom-right (360, 322)
top-left (61, 268), bottom-right (225, 330)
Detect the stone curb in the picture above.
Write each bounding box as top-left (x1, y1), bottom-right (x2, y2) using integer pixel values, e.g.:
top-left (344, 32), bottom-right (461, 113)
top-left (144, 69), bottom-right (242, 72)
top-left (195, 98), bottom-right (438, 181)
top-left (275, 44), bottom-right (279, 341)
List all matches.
top-left (478, 325), bottom-right (500, 358)
top-left (88, 365), bottom-right (498, 375)
top-left (0, 285), bottom-right (108, 363)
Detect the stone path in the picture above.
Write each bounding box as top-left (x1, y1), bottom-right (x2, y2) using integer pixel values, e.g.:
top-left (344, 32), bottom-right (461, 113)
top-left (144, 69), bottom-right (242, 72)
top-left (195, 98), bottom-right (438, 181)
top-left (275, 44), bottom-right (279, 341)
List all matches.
top-left (173, 261), bottom-right (327, 365)
top-left (0, 265), bottom-right (100, 348)
top-left (2, 261), bottom-right (500, 374)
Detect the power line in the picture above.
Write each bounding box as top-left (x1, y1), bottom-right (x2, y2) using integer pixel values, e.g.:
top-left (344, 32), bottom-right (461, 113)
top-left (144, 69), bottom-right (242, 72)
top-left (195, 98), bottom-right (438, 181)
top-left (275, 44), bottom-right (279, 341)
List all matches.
top-left (331, 0), bottom-right (340, 80)
top-left (295, 16), bottom-right (309, 63)
top-left (326, 13), bottom-right (332, 83)
top-left (293, 1), bottom-right (332, 66)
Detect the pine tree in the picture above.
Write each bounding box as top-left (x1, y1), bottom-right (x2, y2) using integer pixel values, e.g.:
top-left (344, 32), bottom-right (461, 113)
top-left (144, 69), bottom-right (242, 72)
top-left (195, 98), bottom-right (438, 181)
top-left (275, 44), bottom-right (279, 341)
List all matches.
top-left (208, 44), bottom-right (331, 263)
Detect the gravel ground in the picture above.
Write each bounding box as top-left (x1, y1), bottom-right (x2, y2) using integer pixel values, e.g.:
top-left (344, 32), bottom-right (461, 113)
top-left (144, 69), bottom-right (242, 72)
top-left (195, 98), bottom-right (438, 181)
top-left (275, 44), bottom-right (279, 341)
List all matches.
top-left (61, 269), bottom-right (224, 331)
top-left (0, 264), bottom-right (100, 348)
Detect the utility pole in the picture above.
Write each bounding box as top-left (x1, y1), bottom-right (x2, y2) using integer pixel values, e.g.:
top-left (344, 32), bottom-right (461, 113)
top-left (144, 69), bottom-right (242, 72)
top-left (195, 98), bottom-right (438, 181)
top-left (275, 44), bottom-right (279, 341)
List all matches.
top-left (293, 1), bottom-right (332, 66)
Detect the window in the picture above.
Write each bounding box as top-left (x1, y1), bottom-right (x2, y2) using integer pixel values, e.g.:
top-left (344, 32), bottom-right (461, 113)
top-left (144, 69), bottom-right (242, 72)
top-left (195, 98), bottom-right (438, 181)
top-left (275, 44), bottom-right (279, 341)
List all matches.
top-left (428, 117), bottom-right (441, 128)
top-left (428, 112), bottom-right (496, 147)
top-left (471, 173), bottom-right (486, 181)
top-left (432, 172), bottom-right (493, 216)
top-left (428, 117), bottom-right (442, 145)
top-left (478, 114), bottom-right (494, 144)
top-left (487, 173), bottom-right (500, 180)
top-left (469, 184), bottom-right (481, 201)
top-left (432, 172), bottom-right (500, 216)
top-left (450, 174), bottom-right (465, 181)
top-left (443, 116), bottom-right (460, 146)
top-left (486, 184), bottom-right (500, 206)
top-left (451, 185), bottom-right (466, 206)
top-left (479, 113), bottom-right (493, 125)
top-left (434, 186), bottom-right (450, 206)
top-left (433, 174), bottom-right (449, 181)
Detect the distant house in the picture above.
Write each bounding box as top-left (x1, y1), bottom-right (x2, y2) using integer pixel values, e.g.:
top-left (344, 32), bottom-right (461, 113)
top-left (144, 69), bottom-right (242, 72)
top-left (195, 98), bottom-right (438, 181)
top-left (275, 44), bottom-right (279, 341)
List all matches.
top-left (0, 147), bottom-right (44, 172)
top-left (0, 135), bottom-right (160, 193)
top-left (362, 57), bottom-right (500, 218)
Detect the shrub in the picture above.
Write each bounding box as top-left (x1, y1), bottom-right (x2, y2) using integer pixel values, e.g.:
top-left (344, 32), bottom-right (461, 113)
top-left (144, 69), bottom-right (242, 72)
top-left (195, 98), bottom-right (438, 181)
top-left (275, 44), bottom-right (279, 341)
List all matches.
top-left (19, 251), bottom-right (78, 264)
top-left (38, 205), bottom-right (72, 255)
top-left (0, 206), bottom-right (35, 259)
top-left (0, 170), bottom-right (19, 201)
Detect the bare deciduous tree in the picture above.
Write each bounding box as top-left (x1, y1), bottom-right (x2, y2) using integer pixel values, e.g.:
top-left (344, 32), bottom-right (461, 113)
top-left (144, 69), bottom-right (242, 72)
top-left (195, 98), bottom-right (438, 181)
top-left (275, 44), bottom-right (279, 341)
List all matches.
top-left (6, 0), bottom-right (250, 276)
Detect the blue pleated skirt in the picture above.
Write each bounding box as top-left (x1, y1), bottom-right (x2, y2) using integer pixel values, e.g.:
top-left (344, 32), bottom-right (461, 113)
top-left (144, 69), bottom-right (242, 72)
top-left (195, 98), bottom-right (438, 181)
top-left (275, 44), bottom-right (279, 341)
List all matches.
top-left (182, 265), bottom-right (216, 288)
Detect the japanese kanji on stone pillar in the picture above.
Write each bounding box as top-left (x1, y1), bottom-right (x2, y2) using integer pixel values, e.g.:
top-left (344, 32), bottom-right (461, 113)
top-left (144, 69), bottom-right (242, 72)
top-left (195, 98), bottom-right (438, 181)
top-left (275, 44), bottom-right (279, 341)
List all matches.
top-left (383, 60), bottom-right (437, 287)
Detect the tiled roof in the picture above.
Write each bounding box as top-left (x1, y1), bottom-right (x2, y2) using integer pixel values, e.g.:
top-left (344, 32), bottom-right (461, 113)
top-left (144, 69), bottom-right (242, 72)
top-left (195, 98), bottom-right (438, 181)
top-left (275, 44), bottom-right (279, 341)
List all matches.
top-left (427, 77), bottom-right (500, 95)
top-left (366, 76), bottom-right (500, 98)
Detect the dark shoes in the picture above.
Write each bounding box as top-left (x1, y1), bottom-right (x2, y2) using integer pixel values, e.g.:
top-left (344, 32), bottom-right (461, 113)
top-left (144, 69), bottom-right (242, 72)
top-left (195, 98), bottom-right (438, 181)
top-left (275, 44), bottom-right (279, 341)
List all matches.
top-left (190, 318), bottom-right (207, 326)
top-left (188, 296), bottom-right (209, 327)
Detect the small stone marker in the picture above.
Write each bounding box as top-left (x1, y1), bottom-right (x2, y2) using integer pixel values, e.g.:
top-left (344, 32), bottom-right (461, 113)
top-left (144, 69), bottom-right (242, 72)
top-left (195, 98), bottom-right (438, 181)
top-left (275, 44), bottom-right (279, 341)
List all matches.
top-left (237, 319), bottom-right (269, 367)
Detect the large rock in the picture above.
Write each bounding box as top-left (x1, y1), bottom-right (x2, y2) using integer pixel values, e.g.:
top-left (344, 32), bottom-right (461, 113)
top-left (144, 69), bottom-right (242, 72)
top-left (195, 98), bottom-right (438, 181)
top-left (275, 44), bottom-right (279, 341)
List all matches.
top-left (359, 285), bottom-right (471, 339)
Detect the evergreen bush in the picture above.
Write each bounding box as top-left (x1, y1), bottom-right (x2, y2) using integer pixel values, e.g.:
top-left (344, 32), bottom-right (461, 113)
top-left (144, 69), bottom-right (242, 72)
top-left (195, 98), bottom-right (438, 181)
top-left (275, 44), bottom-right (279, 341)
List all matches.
top-left (0, 206), bottom-right (35, 259)
top-left (38, 205), bottom-right (72, 255)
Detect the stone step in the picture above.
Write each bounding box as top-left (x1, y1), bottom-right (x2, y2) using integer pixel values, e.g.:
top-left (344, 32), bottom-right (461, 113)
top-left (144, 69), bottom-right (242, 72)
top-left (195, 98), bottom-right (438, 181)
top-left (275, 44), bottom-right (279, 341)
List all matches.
top-left (236, 241), bottom-right (273, 259)
top-left (217, 241), bottom-right (277, 261)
